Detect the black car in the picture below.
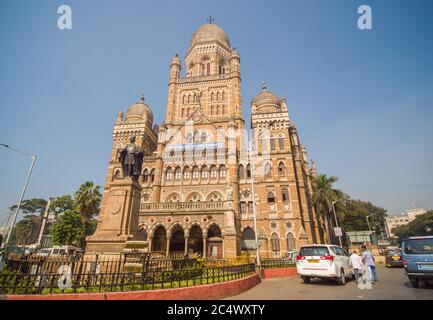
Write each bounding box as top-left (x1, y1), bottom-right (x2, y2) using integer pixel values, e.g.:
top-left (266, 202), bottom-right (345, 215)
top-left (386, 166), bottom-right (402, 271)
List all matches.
top-left (385, 249), bottom-right (403, 268)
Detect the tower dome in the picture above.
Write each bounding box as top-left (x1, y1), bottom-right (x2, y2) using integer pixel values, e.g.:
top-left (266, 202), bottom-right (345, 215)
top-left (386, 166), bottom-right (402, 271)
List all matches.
top-left (253, 82), bottom-right (279, 107)
top-left (189, 23), bottom-right (230, 49)
top-left (125, 95), bottom-right (153, 124)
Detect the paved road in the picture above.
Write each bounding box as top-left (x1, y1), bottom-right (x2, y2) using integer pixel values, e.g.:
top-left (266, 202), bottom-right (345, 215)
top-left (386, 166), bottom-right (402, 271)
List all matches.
top-left (226, 265), bottom-right (433, 300)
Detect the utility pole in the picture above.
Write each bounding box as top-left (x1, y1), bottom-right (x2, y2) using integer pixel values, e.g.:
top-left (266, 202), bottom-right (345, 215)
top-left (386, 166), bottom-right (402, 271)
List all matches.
top-left (332, 200), bottom-right (343, 247)
top-left (0, 144), bottom-right (37, 252)
top-left (36, 199), bottom-right (51, 247)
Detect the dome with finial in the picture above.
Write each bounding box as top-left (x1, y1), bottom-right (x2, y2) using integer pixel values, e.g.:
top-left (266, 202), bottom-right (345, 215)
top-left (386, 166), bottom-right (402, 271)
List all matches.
top-left (189, 22), bottom-right (230, 49)
top-left (253, 82), bottom-right (280, 108)
top-left (125, 95), bottom-right (153, 124)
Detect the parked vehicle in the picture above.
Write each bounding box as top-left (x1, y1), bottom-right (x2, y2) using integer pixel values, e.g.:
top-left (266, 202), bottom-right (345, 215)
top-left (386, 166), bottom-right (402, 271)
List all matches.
top-left (36, 245), bottom-right (83, 257)
top-left (284, 250), bottom-right (299, 264)
top-left (296, 244), bottom-right (354, 285)
top-left (401, 236), bottom-right (433, 288)
top-left (385, 248), bottom-right (403, 268)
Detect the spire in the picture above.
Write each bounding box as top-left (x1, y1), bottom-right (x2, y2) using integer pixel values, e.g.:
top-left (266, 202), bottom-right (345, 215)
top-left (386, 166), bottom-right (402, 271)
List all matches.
top-left (262, 81), bottom-right (267, 91)
top-left (207, 16), bottom-right (215, 24)
top-left (140, 94), bottom-right (145, 103)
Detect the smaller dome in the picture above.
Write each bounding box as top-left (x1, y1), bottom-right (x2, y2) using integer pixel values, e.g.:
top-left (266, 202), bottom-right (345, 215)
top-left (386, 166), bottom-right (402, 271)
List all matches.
top-left (253, 82), bottom-right (279, 107)
top-left (125, 95), bottom-right (153, 124)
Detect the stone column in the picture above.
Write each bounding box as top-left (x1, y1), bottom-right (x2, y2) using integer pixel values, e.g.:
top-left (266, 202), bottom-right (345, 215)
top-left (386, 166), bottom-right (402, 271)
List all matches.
top-left (184, 235), bottom-right (189, 254)
top-left (165, 235), bottom-right (171, 256)
top-left (148, 236), bottom-right (153, 253)
top-left (203, 236), bottom-right (207, 258)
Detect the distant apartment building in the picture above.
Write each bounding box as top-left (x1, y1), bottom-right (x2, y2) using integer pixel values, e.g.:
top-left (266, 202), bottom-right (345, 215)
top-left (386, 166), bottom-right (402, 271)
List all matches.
top-left (386, 208), bottom-right (427, 237)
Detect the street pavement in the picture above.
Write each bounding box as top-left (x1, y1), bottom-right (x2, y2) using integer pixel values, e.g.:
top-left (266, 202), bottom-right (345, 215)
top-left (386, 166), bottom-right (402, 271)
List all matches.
top-left (226, 265), bottom-right (433, 300)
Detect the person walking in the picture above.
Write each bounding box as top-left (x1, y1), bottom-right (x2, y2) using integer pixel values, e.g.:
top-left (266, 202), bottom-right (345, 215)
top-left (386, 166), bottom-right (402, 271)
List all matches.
top-left (361, 244), bottom-right (377, 284)
top-left (349, 250), bottom-right (364, 283)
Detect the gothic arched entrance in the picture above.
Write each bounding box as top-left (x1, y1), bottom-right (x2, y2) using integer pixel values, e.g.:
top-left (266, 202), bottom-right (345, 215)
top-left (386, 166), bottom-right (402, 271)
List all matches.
top-left (206, 224), bottom-right (222, 258)
top-left (188, 225), bottom-right (203, 255)
top-left (151, 226), bottom-right (167, 254)
top-left (170, 226), bottom-right (185, 253)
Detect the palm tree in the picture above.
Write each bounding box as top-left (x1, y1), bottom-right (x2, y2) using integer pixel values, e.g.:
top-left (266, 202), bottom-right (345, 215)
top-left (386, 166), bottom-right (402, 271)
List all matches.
top-left (74, 181), bottom-right (101, 238)
top-left (311, 174), bottom-right (344, 244)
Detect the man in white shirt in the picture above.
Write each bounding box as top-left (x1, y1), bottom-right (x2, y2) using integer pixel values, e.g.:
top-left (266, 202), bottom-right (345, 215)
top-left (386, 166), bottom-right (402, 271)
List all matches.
top-left (349, 250), bottom-right (364, 283)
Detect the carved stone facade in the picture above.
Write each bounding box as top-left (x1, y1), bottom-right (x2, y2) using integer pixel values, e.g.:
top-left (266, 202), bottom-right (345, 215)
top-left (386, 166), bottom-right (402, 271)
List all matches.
top-left (89, 22), bottom-right (325, 258)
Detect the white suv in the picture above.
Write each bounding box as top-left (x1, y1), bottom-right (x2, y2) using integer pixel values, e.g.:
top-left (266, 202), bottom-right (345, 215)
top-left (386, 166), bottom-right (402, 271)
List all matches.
top-left (296, 244), bottom-right (353, 285)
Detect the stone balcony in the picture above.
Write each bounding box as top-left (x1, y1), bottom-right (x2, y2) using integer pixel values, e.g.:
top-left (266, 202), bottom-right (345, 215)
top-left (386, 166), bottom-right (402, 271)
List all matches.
top-left (140, 201), bottom-right (228, 214)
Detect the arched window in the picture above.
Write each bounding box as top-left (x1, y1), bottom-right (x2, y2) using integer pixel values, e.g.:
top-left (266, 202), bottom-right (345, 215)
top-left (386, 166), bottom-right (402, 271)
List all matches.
top-left (192, 167), bottom-right (200, 180)
top-left (201, 166), bottom-right (208, 179)
top-left (282, 188), bottom-right (290, 202)
top-left (211, 106), bottom-right (214, 115)
top-left (267, 191), bottom-right (275, 203)
top-left (181, 109), bottom-right (184, 118)
top-left (186, 133), bottom-right (193, 143)
top-left (211, 92), bottom-right (214, 102)
top-left (241, 227), bottom-right (256, 250)
top-left (216, 105), bottom-right (220, 115)
top-left (286, 233), bottom-right (296, 251)
top-left (186, 108), bottom-right (190, 117)
top-left (194, 93), bottom-right (197, 103)
top-left (219, 165), bottom-right (226, 178)
top-left (149, 169), bottom-right (155, 182)
top-left (193, 131), bottom-right (200, 143)
top-left (270, 138), bottom-right (276, 152)
top-left (201, 63), bottom-right (206, 76)
top-left (206, 63), bottom-right (210, 76)
top-left (210, 165), bottom-right (218, 179)
top-left (278, 162), bottom-right (286, 177)
top-left (183, 167), bottom-right (190, 179)
top-left (271, 233), bottom-right (280, 252)
top-left (165, 168), bottom-right (173, 180)
top-left (264, 163), bottom-right (272, 178)
top-left (182, 95), bottom-right (185, 105)
top-left (216, 92), bottom-right (220, 101)
top-left (188, 94), bottom-right (191, 104)
top-left (238, 164), bottom-right (245, 179)
top-left (246, 164), bottom-right (251, 179)
top-left (174, 167), bottom-right (181, 180)
top-left (143, 169), bottom-right (149, 182)
top-left (278, 137), bottom-right (284, 150)
top-left (222, 91), bottom-right (225, 101)
top-left (201, 132), bottom-right (208, 143)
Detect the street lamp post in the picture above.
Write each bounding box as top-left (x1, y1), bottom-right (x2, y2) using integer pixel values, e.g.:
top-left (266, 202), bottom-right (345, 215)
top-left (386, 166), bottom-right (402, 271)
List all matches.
top-left (0, 143), bottom-right (37, 253)
top-left (366, 214), bottom-right (375, 232)
top-left (331, 200), bottom-right (343, 247)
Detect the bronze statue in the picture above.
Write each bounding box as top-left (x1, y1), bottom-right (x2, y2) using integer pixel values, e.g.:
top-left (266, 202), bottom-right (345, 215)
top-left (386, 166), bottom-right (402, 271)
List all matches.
top-left (118, 137), bottom-right (143, 178)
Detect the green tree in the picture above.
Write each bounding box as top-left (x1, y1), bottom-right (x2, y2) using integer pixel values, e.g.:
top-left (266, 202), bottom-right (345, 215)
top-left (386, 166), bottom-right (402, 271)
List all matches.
top-left (9, 215), bottom-right (40, 245)
top-left (9, 198), bottom-right (47, 216)
top-left (393, 211), bottom-right (433, 241)
top-left (51, 210), bottom-right (84, 246)
top-left (74, 181), bottom-right (101, 237)
top-left (341, 198), bottom-right (388, 233)
top-left (50, 195), bottom-right (75, 218)
top-left (311, 174), bottom-right (344, 244)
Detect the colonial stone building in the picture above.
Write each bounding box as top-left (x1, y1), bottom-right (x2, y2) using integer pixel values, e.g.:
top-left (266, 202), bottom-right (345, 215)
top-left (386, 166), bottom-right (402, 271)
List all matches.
top-left (87, 21), bottom-right (324, 258)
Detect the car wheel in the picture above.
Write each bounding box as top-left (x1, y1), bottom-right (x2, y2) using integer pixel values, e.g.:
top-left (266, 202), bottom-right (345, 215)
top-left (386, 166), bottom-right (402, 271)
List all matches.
top-left (337, 269), bottom-right (346, 285)
top-left (409, 278), bottom-right (419, 288)
top-left (302, 276), bottom-right (311, 284)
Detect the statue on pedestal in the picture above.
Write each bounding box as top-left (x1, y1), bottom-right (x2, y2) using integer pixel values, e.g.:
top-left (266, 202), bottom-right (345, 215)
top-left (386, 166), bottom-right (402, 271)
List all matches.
top-left (118, 137), bottom-right (143, 179)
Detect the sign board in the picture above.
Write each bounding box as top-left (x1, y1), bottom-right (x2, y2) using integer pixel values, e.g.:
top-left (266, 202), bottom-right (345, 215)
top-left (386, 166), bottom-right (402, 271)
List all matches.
top-left (378, 240), bottom-right (390, 246)
top-left (334, 227), bottom-right (343, 237)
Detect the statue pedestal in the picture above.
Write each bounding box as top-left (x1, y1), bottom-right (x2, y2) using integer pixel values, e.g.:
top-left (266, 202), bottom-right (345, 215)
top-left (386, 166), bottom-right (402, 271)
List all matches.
top-left (86, 177), bottom-right (142, 254)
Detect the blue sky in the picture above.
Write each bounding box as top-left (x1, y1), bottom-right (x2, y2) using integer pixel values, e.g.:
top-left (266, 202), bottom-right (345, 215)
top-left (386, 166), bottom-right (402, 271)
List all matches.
top-left (1, 0), bottom-right (432, 224)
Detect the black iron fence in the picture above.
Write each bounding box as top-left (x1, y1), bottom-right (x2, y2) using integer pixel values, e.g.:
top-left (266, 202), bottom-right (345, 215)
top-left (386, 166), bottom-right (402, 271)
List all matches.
top-left (258, 258), bottom-right (296, 269)
top-left (0, 254), bottom-right (295, 295)
top-left (0, 262), bottom-right (256, 295)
